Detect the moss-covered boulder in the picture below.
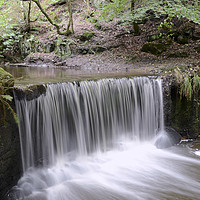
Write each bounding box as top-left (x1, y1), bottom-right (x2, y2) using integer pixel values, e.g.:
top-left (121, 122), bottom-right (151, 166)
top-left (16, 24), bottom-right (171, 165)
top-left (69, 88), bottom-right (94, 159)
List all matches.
top-left (77, 31), bottom-right (95, 41)
top-left (141, 42), bottom-right (167, 55)
top-left (0, 67), bottom-right (14, 87)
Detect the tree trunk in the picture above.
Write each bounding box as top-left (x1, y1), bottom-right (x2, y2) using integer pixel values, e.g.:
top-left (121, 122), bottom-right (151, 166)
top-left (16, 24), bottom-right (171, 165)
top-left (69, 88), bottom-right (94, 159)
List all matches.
top-left (67, 0), bottom-right (74, 34)
top-left (27, 0), bottom-right (32, 31)
top-left (131, 0), bottom-right (140, 35)
top-left (22, 0), bottom-right (72, 35)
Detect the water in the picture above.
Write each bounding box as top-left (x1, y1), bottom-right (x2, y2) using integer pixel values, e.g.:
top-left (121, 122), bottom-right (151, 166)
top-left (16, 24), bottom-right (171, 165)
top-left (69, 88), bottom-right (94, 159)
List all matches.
top-left (2, 66), bottom-right (146, 86)
top-left (12, 77), bottom-right (200, 200)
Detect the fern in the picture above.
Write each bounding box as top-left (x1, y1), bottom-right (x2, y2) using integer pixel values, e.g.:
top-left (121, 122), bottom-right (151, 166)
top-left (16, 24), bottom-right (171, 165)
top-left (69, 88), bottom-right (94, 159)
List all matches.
top-left (193, 74), bottom-right (200, 92)
top-left (180, 75), bottom-right (193, 100)
top-left (0, 76), bottom-right (18, 125)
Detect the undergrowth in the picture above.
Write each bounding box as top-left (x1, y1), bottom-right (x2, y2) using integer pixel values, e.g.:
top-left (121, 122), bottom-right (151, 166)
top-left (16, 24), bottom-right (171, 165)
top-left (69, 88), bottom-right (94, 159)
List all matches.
top-left (174, 66), bottom-right (200, 101)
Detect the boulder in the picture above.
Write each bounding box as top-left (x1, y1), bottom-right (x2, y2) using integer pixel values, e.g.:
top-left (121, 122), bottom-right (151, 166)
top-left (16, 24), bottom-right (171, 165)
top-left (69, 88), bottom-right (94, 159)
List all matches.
top-left (155, 127), bottom-right (181, 149)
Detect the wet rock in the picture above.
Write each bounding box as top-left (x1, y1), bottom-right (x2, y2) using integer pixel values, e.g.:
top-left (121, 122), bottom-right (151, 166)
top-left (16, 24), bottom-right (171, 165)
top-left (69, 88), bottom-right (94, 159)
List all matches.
top-left (155, 127), bottom-right (181, 149)
top-left (14, 85), bottom-right (46, 101)
top-left (0, 96), bottom-right (21, 199)
top-left (171, 87), bottom-right (200, 139)
top-left (141, 42), bottom-right (168, 55)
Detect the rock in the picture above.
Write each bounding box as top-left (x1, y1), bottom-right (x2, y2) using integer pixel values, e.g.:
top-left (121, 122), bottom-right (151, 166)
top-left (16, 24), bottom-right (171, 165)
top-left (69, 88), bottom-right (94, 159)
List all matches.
top-left (25, 53), bottom-right (58, 66)
top-left (0, 67), bottom-right (14, 87)
top-left (141, 42), bottom-right (168, 55)
top-left (0, 90), bottom-right (21, 199)
top-left (77, 31), bottom-right (95, 41)
top-left (155, 127), bottom-right (181, 149)
top-left (14, 85), bottom-right (46, 101)
top-left (168, 51), bottom-right (188, 58)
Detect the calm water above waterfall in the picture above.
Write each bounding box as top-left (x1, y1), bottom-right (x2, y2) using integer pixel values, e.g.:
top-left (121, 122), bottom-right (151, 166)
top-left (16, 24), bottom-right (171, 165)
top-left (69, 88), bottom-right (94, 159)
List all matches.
top-left (12, 77), bottom-right (200, 200)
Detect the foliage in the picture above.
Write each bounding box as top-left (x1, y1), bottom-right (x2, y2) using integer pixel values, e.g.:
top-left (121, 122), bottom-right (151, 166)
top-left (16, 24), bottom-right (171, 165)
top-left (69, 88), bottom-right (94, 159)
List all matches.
top-left (0, 68), bottom-right (18, 125)
top-left (174, 66), bottom-right (200, 101)
top-left (97, 0), bottom-right (131, 22)
top-left (96, 0), bottom-right (200, 25)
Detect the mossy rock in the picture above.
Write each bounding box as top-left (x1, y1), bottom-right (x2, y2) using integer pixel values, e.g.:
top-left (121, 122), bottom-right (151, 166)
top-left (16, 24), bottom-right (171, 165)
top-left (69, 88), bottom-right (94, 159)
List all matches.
top-left (77, 31), bottom-right (95, 41)
top-left (0, 67), bottom-right (14, 87)
top-left (141, 42), bottom-right (167, 55)
top-left (168, 52), bottom-right (188, 58)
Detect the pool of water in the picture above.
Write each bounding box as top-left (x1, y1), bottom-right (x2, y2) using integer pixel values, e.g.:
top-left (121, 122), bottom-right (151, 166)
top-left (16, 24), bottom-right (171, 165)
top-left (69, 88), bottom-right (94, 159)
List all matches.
top-left (2, 66), bottom-right (149, 86)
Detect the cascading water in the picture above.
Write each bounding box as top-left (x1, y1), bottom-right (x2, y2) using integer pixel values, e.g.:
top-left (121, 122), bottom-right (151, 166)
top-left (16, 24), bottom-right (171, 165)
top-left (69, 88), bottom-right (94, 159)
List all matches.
top-left (11, 77), bottom-right (200, 200)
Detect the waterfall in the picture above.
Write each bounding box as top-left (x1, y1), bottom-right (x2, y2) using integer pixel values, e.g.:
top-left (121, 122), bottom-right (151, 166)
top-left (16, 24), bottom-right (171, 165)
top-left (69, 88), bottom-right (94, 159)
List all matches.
top-left (15, 77), bottom-right (163, 172)
top-left (12, 77), bottom-right (200, 200)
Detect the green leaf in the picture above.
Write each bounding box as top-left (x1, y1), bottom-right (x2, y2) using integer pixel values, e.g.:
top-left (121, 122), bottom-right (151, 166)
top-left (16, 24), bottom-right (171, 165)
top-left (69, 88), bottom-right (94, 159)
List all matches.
top-left (1, 94), bottom-right (13, 101)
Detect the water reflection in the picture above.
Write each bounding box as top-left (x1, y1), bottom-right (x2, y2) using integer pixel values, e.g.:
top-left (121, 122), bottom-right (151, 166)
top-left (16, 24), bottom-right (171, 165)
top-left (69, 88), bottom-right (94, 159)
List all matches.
top-left (2, 66), bottom-right (147, 86)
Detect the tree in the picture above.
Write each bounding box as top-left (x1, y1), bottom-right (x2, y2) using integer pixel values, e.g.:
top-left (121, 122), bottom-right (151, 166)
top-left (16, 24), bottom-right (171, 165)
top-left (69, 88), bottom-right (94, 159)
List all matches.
top-left (22, 0), bottom-right (74, 35)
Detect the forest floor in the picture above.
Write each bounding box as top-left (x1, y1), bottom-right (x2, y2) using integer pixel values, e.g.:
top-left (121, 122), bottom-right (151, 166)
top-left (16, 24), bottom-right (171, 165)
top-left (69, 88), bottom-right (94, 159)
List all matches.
top-left (10, 0), bottom-right (200, 76)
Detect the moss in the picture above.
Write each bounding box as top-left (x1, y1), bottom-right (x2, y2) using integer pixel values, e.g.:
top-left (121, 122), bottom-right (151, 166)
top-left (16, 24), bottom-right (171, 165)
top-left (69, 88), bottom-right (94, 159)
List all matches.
top-left (0, 67), bottom-right (14, 87)
top-left (171, 96), bottom-right (200, 138)
top-left (141, 42), bottom-right (168, 55)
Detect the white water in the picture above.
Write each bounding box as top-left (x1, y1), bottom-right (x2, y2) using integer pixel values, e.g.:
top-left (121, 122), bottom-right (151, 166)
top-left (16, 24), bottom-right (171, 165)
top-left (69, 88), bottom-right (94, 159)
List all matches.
top-left (13, 77), bottom-right (200, 200)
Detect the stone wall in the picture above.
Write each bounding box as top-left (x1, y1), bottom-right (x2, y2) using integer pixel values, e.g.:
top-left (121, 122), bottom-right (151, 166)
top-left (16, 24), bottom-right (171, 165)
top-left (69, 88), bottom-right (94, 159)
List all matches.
top-left (0, 99), bottom-right (21, 200)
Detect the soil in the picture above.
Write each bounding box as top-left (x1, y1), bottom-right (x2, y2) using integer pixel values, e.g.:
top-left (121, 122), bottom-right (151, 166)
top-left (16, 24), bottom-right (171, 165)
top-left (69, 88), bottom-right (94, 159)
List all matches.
top-left (9, 0), bottom-right (200, 75)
